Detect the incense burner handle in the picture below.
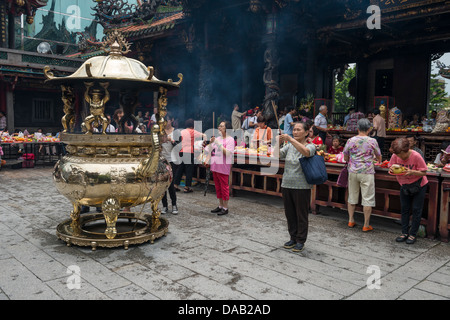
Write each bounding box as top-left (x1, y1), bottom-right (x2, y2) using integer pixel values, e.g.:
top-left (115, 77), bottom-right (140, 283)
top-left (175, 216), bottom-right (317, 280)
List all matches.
top-left (136, 125), bottom-right (161, 180)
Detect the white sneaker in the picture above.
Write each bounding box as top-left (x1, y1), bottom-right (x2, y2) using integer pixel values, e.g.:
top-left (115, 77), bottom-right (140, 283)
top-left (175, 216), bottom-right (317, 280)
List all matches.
top-left (171, 205), bottom-right (178, 215)
top-left (161, 207), bottom-right (168, 214)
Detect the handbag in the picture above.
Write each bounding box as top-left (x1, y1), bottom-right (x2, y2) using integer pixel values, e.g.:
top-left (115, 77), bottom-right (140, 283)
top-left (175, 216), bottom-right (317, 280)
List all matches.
top-left (337, 164), bottom-right (348, 188)
top-left (299, 154), bottom-right (328, 185)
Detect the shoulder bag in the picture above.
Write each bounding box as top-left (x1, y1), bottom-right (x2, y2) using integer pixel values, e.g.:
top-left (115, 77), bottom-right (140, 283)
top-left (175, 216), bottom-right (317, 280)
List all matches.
top-left (299, 154), bottom-right (328, 185)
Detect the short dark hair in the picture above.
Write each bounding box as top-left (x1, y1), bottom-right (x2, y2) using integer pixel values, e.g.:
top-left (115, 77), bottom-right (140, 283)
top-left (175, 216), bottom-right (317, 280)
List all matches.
top-left (373, 109), bottom-right (380, 115)
top-left (293, 122), bottom-right (311, 139)
top-left (221, 121), bottom-right (232, 130)
top-left (185, 118), bottom-right (195, 128)
top-left (312, 125), bottom-right (320, 136)
top-left (332, 135), bottom-right (341, 142)
top-left (257, 115), bottom-right (266, 123)
top-left (390, 138), bottom-right (410, 154)
top-left (299, 121), bottom-right (311, 132)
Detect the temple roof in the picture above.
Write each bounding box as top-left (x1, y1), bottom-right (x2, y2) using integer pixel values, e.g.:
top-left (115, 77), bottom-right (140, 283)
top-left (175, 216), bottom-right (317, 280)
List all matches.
top-left (5, 0), bottom-right (48, 20)
top-left (114, 11), bottom-right (184, 40)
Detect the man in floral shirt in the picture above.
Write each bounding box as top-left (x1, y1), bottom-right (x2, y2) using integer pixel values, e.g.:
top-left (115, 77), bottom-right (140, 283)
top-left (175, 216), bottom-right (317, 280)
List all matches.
top-left (346, 110), bottom-right (365, 132)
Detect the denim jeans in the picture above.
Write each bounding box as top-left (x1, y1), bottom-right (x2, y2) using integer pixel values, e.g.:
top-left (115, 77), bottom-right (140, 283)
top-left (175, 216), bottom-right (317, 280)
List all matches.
top-left (399, 184), bottom-right (427, 236)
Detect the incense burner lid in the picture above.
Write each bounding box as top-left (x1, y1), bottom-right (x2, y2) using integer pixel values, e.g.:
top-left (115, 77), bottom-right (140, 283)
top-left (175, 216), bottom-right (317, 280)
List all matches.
top-left (44, 30), bottom-right (182, 91)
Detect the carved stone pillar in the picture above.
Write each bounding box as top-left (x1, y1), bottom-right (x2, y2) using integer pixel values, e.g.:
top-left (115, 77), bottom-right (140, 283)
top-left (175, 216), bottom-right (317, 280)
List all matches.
top-left (262, 11), bottom-right (280, 129)
top-left (197, 50), bottom-right (214, 123)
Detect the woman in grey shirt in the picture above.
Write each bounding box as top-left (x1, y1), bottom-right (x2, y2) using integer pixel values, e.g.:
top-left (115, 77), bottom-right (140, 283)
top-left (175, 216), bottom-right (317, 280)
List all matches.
top-left (276, 122), bottom-right (316, 252)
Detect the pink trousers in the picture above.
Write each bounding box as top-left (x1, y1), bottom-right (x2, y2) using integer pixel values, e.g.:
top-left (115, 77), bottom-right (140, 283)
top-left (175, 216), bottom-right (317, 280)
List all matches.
top-left (212, 171), bottom-right (230, 201)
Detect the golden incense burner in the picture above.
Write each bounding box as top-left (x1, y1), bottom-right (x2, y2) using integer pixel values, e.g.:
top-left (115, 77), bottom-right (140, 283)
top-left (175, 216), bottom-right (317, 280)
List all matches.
top-left (44, 30), bottom-right (182, 250)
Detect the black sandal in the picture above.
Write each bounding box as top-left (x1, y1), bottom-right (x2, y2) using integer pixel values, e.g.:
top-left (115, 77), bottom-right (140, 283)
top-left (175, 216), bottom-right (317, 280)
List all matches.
top-left (406, 235), bottom-right (416, 244)
top-left (395, 234), bottom-right (408, 242)
top-left (184, 187), bottom-right (193, 193)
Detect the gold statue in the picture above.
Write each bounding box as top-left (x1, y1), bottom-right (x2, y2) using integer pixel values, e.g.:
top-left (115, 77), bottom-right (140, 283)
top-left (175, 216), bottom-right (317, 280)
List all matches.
top-left (83, 82), bottom-right (110, 134)
top-left (379, 103), bottom-right (387, 122)
top-left (61, 85), bottom-right (76, 133)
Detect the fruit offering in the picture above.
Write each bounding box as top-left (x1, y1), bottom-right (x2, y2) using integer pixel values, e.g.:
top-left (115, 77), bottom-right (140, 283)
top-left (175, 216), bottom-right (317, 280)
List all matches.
top-left (390, 164), bottom-right (406, 174)
top-left (375, 160), bottom-right (390, 168)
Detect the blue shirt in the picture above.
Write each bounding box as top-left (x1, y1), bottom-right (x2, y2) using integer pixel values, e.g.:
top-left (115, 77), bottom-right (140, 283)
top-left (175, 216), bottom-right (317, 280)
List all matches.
top-left (284, 113), bottom-right (294, 135)
top-left (343, 114), bottom-right (350, 126)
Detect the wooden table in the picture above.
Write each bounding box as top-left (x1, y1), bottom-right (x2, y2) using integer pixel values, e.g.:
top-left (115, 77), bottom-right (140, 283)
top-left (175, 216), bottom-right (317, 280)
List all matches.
top-left (1, 141), bottom-right (64, 165)
top-left (194, 155), bottom-right (284, 197)
top-left (193, 153), bottom-right (443, 239)
top-left (311, 163), bottom-right (440, 240)
top-left (329, 130), bottom-right (450, 162)
top-left (230, 155), bottom-right (284, 197)
top-left (439, 172), bottom-right (450, 242)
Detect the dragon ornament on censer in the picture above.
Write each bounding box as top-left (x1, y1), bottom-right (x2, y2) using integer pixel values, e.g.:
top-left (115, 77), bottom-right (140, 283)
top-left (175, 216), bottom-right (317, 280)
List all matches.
top-left (44, 30), bottom-right (183, 250)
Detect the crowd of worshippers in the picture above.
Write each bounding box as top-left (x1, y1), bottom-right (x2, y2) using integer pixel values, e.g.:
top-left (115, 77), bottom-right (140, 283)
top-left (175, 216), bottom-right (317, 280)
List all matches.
top-left (231, 103), bottom-right (335, 151)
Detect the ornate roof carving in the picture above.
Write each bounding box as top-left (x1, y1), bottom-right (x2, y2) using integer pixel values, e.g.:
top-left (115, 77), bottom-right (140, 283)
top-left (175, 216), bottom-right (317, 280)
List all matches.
top-left (5, 0), bottom-right (48, 24)
top-left (93, 0), bottom-right (183, 29)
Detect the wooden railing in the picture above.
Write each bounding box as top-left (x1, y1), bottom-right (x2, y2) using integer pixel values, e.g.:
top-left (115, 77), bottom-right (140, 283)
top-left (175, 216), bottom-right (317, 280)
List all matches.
top-left (193, 157), bottom-right (445, 240)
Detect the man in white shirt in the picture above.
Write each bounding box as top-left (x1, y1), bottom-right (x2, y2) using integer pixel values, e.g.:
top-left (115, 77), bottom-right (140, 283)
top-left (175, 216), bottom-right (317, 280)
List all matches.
top-left (314, 105), bottom-right (328, 142)
top-left (150, 107), bottom-right (158, 128)
top-left (242, 109), bottom-right (259, 147)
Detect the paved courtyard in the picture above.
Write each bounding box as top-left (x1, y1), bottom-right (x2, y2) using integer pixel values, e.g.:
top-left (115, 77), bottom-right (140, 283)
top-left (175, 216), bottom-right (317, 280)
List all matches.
top-left (0, 167), bottom-right (449, 301)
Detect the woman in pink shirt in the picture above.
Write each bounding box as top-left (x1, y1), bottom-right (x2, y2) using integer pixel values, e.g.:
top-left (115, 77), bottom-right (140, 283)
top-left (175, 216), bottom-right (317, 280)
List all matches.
top-left (389, 138), bottom-right (428, 244)
top-left (206, 121), bottom-right (235, 216)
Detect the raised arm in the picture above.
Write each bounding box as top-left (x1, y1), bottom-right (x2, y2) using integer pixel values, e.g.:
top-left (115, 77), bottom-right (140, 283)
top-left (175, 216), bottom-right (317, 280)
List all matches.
top-left (282, 134), bottom-right (311, 157)
top-left (100, 82), bottom-right (110, 104)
